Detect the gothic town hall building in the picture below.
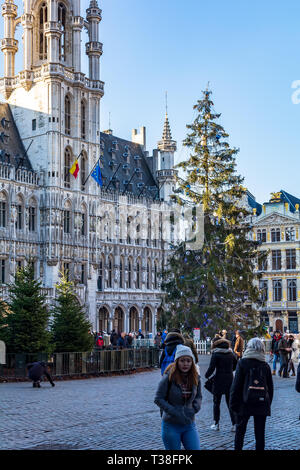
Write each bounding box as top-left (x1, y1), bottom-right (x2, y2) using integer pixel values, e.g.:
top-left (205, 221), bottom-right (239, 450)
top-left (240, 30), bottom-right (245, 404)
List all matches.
top-left (0, 0), bottom-right (178, 335)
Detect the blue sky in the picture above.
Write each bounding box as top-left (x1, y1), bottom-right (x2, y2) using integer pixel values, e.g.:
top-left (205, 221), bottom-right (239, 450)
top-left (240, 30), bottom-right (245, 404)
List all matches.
top-left (1, 0), bottom-right (300, 204)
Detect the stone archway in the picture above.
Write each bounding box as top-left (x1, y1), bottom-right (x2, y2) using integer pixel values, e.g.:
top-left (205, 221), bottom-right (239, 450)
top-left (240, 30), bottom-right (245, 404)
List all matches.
top-left (114, 307), bottom-right (124, 333)
top-left (99, 307), bottom-right (109, 332)
top-left (129, 306), bottom-right (139, 333)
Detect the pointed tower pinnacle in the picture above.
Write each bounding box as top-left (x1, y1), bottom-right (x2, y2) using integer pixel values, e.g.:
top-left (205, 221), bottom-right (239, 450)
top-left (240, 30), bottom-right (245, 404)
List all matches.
top-left (157, 112), bottom-right (177, 152)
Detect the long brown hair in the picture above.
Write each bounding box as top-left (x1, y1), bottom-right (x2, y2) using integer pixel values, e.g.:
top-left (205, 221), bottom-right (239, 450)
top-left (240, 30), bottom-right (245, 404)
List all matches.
top-left (165, 359), bottom-right (199, 387)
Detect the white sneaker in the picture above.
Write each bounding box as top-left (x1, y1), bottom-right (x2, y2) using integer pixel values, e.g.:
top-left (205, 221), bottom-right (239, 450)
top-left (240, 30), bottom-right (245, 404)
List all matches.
top-left (231, 425), bottom-right (236, 432)
top-left (210, 423), bottom-right (220, 431)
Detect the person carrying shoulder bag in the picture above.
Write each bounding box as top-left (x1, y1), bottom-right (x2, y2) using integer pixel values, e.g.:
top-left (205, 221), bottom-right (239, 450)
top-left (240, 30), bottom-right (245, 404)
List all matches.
top-left (154, 345), bottom-right (202, 450)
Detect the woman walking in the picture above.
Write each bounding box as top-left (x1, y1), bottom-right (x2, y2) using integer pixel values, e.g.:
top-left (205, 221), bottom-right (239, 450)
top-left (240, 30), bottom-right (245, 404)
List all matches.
top-left (154, 345), bottom-right (202, 450)
top-left (205, 337), bottom-right (237, 431)
top-left (229, 338), bottom-right (273, 451)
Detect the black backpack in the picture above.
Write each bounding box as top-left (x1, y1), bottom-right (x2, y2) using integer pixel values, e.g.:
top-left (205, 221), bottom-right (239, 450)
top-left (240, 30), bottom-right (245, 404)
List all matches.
top-left (243, 366), bottom-right (269, 405)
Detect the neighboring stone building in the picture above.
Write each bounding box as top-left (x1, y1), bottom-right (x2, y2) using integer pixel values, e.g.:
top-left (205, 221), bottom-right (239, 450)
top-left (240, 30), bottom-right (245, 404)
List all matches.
top-left (252, 190), bottom-right (300, 333)
top-left (0, 0), bottom-right (178, 335)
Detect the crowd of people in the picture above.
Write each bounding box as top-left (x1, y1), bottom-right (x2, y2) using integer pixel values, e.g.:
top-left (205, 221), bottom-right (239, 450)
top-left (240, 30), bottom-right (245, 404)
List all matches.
top-left (93, 329), bottom-right (146, 350)
top-left (154, 328), bottom-right (300, 451)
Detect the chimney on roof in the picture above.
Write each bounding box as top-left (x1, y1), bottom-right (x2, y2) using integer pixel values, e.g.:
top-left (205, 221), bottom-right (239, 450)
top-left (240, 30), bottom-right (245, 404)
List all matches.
top-left (132, 126), bottom-right (146, 150)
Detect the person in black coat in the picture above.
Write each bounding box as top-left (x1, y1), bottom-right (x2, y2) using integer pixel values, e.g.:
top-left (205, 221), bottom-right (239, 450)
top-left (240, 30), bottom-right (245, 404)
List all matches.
top-left (205, 338), bottom-right (237, 431)
top-left (27, 361), bottom-right (55, 388)
top-left (229, 338), bottom-right (273, 451)
top-left (296, 362), bottom-right (300, 394)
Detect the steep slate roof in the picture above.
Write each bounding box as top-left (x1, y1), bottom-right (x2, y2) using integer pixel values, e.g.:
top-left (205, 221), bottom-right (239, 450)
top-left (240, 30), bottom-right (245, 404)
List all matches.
top-left (247, 191), bottom-right (262, 216)
top-left (279, 190), bottom-right (300, 213)
top-left (100, 132), bottom-right (158, 198)
top-left (0, 103), bottom-right (32, 170)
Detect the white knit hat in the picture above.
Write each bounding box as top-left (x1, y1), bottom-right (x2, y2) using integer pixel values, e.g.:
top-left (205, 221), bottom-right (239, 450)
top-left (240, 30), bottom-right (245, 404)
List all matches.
top-left (174, 344), bottom-right (195, 362)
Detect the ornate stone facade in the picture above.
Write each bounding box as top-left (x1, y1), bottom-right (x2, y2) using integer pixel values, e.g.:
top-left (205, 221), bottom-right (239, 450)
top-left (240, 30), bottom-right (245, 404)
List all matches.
top-left (252, 190), bottom-right (300, 333)
top-left (0, 0), bottom-right (178, 335)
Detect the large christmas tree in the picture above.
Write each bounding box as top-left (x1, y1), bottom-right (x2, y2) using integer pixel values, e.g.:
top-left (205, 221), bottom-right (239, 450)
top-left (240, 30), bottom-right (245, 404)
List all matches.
top-left (51, 274), bottom-right (94, 353)
top-left (7, 264), bottom-right (51, 353)
top-left (161, 89), bottom-right (264, 336)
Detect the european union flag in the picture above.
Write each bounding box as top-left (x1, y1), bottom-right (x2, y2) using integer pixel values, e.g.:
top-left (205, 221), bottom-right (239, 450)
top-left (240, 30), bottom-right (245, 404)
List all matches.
top-left (91, 160), bottom-right (103, 187)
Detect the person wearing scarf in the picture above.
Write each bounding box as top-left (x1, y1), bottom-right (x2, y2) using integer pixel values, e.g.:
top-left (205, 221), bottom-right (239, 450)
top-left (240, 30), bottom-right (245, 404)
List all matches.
top-left (229, 338), bottom-right (274, 451)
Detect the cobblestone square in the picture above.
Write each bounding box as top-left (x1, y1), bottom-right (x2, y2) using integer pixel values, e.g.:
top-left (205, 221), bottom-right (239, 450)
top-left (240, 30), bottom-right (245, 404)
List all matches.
top-left (0, 356), bottom-right (299, 450)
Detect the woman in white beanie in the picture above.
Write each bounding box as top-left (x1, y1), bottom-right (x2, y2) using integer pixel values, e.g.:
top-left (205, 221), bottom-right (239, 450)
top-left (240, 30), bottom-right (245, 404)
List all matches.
top-left (154, 344), bottom-right (202, 450)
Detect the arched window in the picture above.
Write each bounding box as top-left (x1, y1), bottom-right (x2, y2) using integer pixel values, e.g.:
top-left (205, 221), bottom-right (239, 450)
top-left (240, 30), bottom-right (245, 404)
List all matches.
top-left (81, 100), bottom-right (86, 140)
top-left (65, 96), bottom-right (71, 136)
top-left (288, 279), bottom-right (297, 301)
top-left (81, 152), bottom-right (87, 191)
top-left (120, 257), bottom-right (124, 288)
top-left (273, 280), bottom-right (282, 301)
top-left (28, 198), bottom-right (37, 232)
top-left (128, 258), bottom-right (132, 288)
top-left (16, 195), bottom-right (24, 230)
top-left (63, 202), bottom-right (71, 234)
top-left (136, 259), bottom-right (141, 289)
top-left (154, 261), bottom-right (158, 289)
top-left (64, 147), bottom-right (72, 188)
top-left (147, 260), bottom-right (151, 289)
top-left (271, 228), bottom-right (281, 242)
top-left (81, 204), bottom-right (87, 236)
top-left (0, 192), bottom-right (7, 228)
top-left (58, 2), bottom-right (66, 62)
top-left (39, 3), bottom-right (48, 60)
top-left (108, 257), bottom-right (113, 288)
top-left (99, 307), bottom-right (109, 332)
top-left (97, 256), bottom-right (104, 291)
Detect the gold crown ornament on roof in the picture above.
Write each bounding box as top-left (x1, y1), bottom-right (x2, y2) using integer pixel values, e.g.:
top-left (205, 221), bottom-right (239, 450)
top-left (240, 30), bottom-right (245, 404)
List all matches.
top-left (270, 192), bottom-right (282, 203)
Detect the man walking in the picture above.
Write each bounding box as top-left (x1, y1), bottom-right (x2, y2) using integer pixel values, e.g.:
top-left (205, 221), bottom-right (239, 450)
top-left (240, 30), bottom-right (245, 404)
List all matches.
top-left (278, 334), bottom-right (292, 378)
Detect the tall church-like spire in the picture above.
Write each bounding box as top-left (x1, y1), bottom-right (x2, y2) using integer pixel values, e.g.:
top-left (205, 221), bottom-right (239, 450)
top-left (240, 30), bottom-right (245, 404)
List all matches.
top-left (158, 112), bottom-right (177, 153)
top-left (156, 100), bottom-right (177, 201)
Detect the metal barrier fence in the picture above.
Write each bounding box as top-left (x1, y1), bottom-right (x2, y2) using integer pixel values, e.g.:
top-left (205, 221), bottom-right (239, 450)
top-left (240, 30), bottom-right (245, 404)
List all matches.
top-left (195, 341), bottom-right (211, 354)
top-left (0, 349), bottom-right (160, 379)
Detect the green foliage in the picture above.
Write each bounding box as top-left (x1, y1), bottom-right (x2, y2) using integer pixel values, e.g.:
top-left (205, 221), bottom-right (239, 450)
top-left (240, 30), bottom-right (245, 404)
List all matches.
top-left (162, 89), bottom-right (264, 337)
top-left (51, 274), bottom-right (94, 353)
top-left (0, 298), bottom-right (10, 344)
top-left (6, 264), bottom-right (51, 353)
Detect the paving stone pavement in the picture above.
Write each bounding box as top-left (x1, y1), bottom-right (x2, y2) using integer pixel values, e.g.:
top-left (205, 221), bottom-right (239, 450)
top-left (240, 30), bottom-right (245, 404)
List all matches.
top-left (0, 356), bottom-right (299, 450)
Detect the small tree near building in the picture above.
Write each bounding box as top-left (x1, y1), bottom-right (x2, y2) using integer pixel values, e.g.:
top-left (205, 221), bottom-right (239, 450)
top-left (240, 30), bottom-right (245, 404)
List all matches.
top-left (7, 264), bottom-right (51, 353)
top-left (51, 274), bottom-right (94, 352)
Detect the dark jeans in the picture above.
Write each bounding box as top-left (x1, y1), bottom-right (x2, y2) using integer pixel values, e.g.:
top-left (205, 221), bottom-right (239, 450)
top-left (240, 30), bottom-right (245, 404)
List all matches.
top-left (213, 392), bottom-right (236, 425)
top-left (235, 415), bottom-right (267, 450)
top-left (279, 354), bottom-right (288, 377)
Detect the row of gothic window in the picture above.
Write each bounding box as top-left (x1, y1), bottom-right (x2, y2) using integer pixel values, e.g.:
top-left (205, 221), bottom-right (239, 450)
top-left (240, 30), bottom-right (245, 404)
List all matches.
top-left (257, 249), bottom-right (296, 271)
top-left (97, 258), bottom-right (160, 291)
top-left (260, 279), bottom-right (298, 302)
top-left (0, 198), bottom-right (37, 232)
top-left (257, 227), bottom-right (296, 243)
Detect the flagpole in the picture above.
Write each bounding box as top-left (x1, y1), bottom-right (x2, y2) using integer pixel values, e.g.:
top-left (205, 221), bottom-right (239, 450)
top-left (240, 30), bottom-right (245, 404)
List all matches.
top-left (82, 154), bottom-right (102, 187)
top-left (122, 169), bottom-right (137, 195)
top-left (105, 162), bottom-right (121, 191)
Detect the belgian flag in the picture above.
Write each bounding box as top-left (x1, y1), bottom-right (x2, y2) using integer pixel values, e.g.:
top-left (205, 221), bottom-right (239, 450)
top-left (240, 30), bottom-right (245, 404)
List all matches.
top-left (70, 159), bottom-right (79, 179)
